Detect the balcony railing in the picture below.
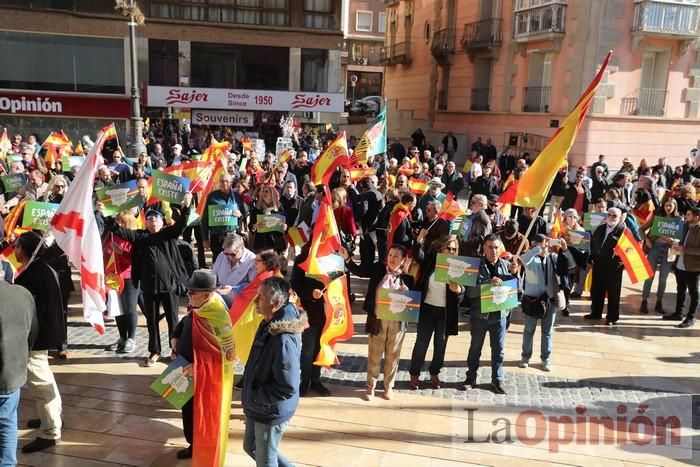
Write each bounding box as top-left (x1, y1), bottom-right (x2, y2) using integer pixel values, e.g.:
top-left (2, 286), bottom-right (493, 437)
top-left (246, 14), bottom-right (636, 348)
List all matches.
top-left (514, 3), bottom-right (566, 39)
top-left (462, 18), bottom-right (503, 50)
top-left (470, 88), bottom-right (491, 111)
top-left (438, 90), bottom-right (448, 111)
top-left (620, 88), bottom-right (668, 117)
top-left (633, 0), bottom-right (700, 36)
top-left (383, 42), bottom-right (411, 65)
top-left (431, 28), bottom-right (457, 58)
top-left (379, 47), bottom-right (389, 65)
top-left (523, 86), bottom-right (551, 112)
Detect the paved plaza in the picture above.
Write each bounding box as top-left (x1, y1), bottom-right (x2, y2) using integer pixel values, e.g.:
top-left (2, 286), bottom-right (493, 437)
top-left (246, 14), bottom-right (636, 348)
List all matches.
top-left (16, 272), bottom-right (700, 466)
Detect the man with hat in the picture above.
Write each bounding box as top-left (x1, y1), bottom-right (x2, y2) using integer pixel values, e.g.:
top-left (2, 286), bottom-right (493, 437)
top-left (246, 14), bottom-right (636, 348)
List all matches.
top-left (418, 177), bottom-right (446, 215)
top-left (170, 143), bottom-right (186, 166)
top-left (171, 269), bottom-right (235, 462)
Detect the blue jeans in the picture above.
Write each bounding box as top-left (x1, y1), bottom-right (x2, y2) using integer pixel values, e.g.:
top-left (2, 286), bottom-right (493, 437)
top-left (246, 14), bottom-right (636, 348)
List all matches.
top-left (466, 312), bottom-right (507, 384)
top-left (243, 417), bottom-right (294, 467)
top-left (0, 390), bottom-right (20, 467)
top-left (642, 241), bottom-right (671, 301)
top-left (521, 302), bottom-right (557, 362)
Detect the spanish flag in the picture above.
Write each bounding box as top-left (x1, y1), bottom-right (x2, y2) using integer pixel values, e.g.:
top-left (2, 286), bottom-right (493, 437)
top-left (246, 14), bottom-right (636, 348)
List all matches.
top-left (310, 132), bottom-right (350, 186)
top-left (241, 137), bottom-right (252, 152)
top-left (614, 228), bottom-right (653, 284)
top-left (230, 269), bottom-right (278, 364)
top-left (4, 199), bottom-right (26, 237)
top-left (397, 166), bottom-right (414, 177)
top-left (499, 51), bottom-right (612, 208)
top-left (101, 124), bottom-right (118, 142)
top-left (0, 243), bottom-right (23, 276)
top-left (74, 142), bottom-right (84, 156)
top-left (192, 293), bottom-right (235, 467)
top-left (631, 200), bottom-right (654, 226)
top-left (163, 161), bottom-right (214, 193)
top-left (201, 137), bottom-right (231, 165)
top-left (299, 199), bottom-right (343, 284)
top-left (43, 131), bottom-right (72, 167)
top-left (438, 192), bottom-right (465, 221)
top-left (550, 209), bottom-right (563, 239)
top-left (387, 174), bottom-right (396, 188)
top-left (314, 275), bottom-right (354, 367)
top-left (195, 160), bottom-right (226, 218)
top-left (387, 202), bottom-right (412, 250)
top-left (408, 178), bottom-right (429, 195)
top-left (285, 226), bottom-right (309, 248)
top-left (349, 166), bottom-right (376, 182)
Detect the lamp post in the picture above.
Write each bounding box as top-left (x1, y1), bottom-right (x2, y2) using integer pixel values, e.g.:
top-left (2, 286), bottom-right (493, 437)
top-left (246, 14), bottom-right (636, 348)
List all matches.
top-left (116, 0), bottom-right (147, 158)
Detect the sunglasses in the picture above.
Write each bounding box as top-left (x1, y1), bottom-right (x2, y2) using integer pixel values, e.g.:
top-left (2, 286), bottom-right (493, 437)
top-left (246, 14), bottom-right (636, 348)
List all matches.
top-left (146, 214), bottom-right (162, 221)
top-left (54, 185), bottom-right (66, 188)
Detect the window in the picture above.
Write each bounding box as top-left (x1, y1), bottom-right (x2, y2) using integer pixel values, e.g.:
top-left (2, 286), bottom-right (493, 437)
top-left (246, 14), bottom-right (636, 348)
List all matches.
top-left (378, 12), bottom-right (386, 33)
top-left (356, 11), bottom-right (373, 32)
top-left (303, 0), bottom-right (334, 29)
top-left (149, 0), bottom-right (289, 26)
top-left (149, 39), bottom-right (179, 86)
top-left (301, 49), bottom-right (328, 92)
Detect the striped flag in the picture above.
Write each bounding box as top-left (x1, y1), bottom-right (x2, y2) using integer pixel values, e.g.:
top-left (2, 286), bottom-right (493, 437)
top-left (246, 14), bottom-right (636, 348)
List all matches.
top-left (614, 228), bottom-right (653, 284)
top-left (201, 137), bottom-right (231, 165)
top-left (387, 202), bottom-right (411, 250)
top-left (299, 198), bottom-right (343, 284)
top-left (0, 243), bottom-right (24, 276)
top-left (43, 131), bottom-right (72, 167)
top-left (631, 200), bottom-right (654, 226)
top-left (310, 132), bottom-right (350, 186)
top-left (241, 138), bottom-right (252, 152)
top-left (349, 166), bottom-right (376, 182)
top-left (314, 275), bottom-right (354, 367)
top-left (196, 160), bottom-right (226, 218)
top-left (550, 209), bottom-right (563, 239)
top-left (163, 161), bottom-right (214, 193)
top-left (499, 51), bottom-right (612, 208)
top-left (438, 192), bottom-right (465, 221)
top-left (398, 166), bottom-right (414, 176)
top-left (285, 226), bottom-right (309, 248)
top-left (408, 178), bottom-right (429, 195)
top-left (101, 123), bottom-right (118, 141)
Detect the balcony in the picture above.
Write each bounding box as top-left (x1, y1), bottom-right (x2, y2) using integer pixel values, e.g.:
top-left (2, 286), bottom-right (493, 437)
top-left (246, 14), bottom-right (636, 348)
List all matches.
top-left (620, 88), bottom-right (668, 117)
top-left (462, 18), bottom-right (503, 51)
top-left (470, 88), bottom-right (491, 111)
top-left (431, 28), bottom-right (457, 66)
top-left (523, 86), bottom-right (551, 112)
top-left (379, 47), bottom-right (389, 65)
top-left (383, 42), bottom-right (412, 65)
top-left (513, 3), bottom-right (566, 41)
top-left (633, 0), bottom-right (700, 39)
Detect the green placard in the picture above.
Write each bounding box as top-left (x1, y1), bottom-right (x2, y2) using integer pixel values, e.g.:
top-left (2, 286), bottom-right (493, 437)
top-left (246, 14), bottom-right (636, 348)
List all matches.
top-left (21, 200), bottom-right (59, 231)
top-left (583, 212), bottom-right (606, 232)
top-left (96, 180), bottom-right (141, 217)
top-left (152, 170), bottom-right (191, 204)
top-left (208, 204), bottom-right (239, 228)
top-left (649, 216), bottom-right (683, 240)
top-left (150, 355), bottom-right (193, 409)
top-left (1, 174), bottom-right (26, 192)
top-left (256, 214), bottom-right (285, 233)
top-left (434, 253), bottom-right (480, 286)
top-left (375, 288), bottom-right (421, 322)
top-left (565, 230), bottom-right (591, 251)
top-left (480, 278), bottom-right (519, 313)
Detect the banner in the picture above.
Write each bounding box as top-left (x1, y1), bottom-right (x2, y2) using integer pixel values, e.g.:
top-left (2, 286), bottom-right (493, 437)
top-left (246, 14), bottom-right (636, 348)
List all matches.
top-left (1, 173), bottom-right (26, 192)
top-left (256, 214), bottom-right (285, 233)
top-left (565, 230), bottom-right (591, 251)
top-left (480, 279), bottom-right (519, 313)
top-left (152, 170), bottom-right (191, 204)
top-left (150, 355), bottom-right (193, 410)
top-left (375, 288), bottom-right (421, 322)
top-left (649, 216), bottom-right (683, 241)
top-left (96, 180), bottom-right (141, 217)
top-left (21, 200), bottom-right (59, 231)
top-left (314, 275), bottom-right (354, 367)
top-left (207, 204), bottom-right (239, 228)
top-left (434, 254), bottom-right (480, 286)
top-left (583, 212), bottom-right (606, 232)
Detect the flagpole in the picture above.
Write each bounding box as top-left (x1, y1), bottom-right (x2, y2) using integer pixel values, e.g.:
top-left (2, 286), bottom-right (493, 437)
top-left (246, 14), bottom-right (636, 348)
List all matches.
top-left (514, 203), bottom-right (546, 257)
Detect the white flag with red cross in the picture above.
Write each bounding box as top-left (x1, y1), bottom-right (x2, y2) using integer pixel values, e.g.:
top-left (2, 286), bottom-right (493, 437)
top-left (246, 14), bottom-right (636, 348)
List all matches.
top-left (50, 126), bottom-right (111, 334)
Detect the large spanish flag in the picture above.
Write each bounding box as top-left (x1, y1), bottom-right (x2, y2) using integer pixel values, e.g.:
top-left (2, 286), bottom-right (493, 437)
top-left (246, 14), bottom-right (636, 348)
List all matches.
top-left (614, 228), bottom-right (653, 284)
top-left (163, 161), bottom-right (214, 193)
top-left (192, 293), bottom-right (235, 467)
top-left (195, 159), bottom-right (226, 218)
top-left (310, 132), bottom-right (350, 186)
top-left (499, 51), bottom-right (612, 208)
top-left (314, 275), bottom-right (354, 367)
top-left (299, 199), bottom-right (343, 284)
top-left (438, 192), bottom-right (465, 221)
top-left (201, 137), bottom-right (231, 165)
top-left (229, 269), bottom-right (278, 364)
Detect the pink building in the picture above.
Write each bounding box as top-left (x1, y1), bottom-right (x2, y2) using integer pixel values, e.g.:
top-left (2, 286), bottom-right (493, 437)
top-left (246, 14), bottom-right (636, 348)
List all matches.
top-left (382, 0), bottom-right (700, 168)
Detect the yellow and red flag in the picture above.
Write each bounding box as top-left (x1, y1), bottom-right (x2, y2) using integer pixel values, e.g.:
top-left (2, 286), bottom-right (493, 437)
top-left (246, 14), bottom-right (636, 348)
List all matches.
top-left (349, 166), bottom-right (376, 182)
top-left (74, 142), bottom-right (84, 156)
top-left (163, 161), bottom-right (214, 193)
top-left (438, 192), bottom-right (465, 221)
top-left (387, 202), bottom-right (411, 250)
top-left (314, 275), bottom-right (354, 367)
top-left (310, 132), bottom-right (350, 186)
top-left (397, 166), bottom-right (414, 177)
top-left (201, 137), bottom-right (232, 165)
top-left (285, 226), bottom-right (309, 248)
top-left (614, 228), bottom-right (653, 284)
top-left (101, 124), bottom-right (118, 142)
top-left (0, 243), bottom-right (24, 277)
top-left (43, 131), bottom-right (72, 167)
top-left (299, 199), bottom-right (344, 284)
top-left (408, 178), bottom-right (429, 195)
top-left (241, 138), bottom-right (252, 152)
top-left (4, 199), bottom-right (26, 237)
top-left (387, 174), bottom-right (396, 188)
top-left (195, 160), bottom-right (226, 218)
top-left (192, 293), bottom-right (235, 467)
top-left (550, 209), bottom-right (563, 239)
top-left (230, 269), bottom-right (278, 364)
top-left (499, 51), bottom-right (612, 208)
top-left (631, 200), bottom-right (654, 226)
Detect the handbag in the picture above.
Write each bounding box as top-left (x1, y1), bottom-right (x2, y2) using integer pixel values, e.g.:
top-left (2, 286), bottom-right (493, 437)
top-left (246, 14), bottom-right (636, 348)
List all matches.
top-left (521, 293), bottom-right (549, 319)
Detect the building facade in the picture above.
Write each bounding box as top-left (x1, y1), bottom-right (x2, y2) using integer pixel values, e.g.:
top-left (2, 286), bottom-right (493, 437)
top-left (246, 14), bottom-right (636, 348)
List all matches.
top-left (383, 0), bottom-right (700, 167)
top-left (0, 0), bottom-right (344, 145)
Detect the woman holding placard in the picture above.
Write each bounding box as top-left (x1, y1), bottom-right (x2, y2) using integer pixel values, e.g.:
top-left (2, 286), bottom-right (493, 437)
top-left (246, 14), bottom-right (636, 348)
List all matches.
top-left (340, 244), bottom-right (414, 401)
top-left (639, 198), bottom-right (681, 315)
top-left (250, 184), bottom-right (287, 258)
top-left (408, 235), bottom-right (463, 390)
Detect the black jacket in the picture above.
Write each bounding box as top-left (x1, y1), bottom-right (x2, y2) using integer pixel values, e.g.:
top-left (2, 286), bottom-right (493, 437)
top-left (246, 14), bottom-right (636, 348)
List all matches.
top-left (290, 246), bottom-right (326, 328)
top-left (360, 188), bottom-right (383, 231)
top-left (345, 260), bottom-right (415, 335)
top-left (562, 182), bottom-right (592, 213)
top-left (15, 257), bottom-right (64, 351)
top-left (588, 222), bottom-right (625, 271)
top-left (110, 206), bottom-right (191, 293)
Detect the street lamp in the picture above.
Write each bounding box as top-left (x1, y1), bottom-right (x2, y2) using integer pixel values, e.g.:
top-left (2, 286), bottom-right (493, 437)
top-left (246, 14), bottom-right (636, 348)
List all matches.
top-left (115, 0), bottom-right (147, 159)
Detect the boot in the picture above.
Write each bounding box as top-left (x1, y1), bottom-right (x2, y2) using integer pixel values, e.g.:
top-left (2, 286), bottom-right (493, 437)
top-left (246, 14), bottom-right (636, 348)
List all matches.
top-left (662, 312), bottom-right (683, 321)
top-left (639, 299), bottom-right (649, 314)
top-left (409, 375), bottom-right (420, 390)
top-left (655, 300), bottom-right (665, 314)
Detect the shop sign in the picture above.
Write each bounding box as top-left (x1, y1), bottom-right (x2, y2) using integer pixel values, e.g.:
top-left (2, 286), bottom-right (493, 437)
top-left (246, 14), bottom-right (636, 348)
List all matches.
top-left (191, 109), bottom-right (254, 126)
top-left (148, 86), bottom-right (344, 113)
top-left (0, 90), bottom-right (131, 118)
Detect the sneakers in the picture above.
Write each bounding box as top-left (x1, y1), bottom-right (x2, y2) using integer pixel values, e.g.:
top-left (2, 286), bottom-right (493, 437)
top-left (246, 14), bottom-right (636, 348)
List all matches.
top-left (639, 299), bottom-right (648, 314)
top-left (22, 437), bottom-right (58, 453)
top-left (542, 360), bottom-right (553, 372)
top-left (678, 318), bottom-right (695, 328)
top-left (144, 353), bottom-right (160, 367)
top-left (234, 378), bottom-right (244, 390)
top-left (519, 360), bottom-right (529, 368)
top-left (106, 338), bottom-right (124, 351)
top-left (561, 308), bottom-right (570, 317)
top-left (118, 339), bottom-right (135, 354)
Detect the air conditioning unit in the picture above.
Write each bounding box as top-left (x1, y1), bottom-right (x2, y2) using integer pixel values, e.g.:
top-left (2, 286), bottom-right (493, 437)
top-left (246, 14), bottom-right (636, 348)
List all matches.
top-left (356, 57), bottom-right (367, 65)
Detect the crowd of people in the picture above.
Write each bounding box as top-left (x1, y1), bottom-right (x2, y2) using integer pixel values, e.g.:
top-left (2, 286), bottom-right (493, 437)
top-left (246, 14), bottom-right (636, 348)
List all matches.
top-left (0, 124), bottom-right (698, 465)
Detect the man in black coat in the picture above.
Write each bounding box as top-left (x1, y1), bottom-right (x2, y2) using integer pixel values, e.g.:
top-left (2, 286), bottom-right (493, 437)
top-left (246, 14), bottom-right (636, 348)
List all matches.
top-left (359, 176), bottom-right (383, 265)
top-left (14, 232), bottom-right (64, 453)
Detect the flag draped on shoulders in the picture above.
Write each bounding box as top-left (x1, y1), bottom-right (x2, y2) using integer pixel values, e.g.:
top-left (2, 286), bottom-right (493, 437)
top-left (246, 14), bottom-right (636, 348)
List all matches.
top-left (314, 275), bottom-right (354, 367)
top-left (614, 228), bottom-right (653, 284)
top-left (192, 293), bottom-right (235, 467)
top-left (229, 269), bottom-right (278, 364)
top-left (499, 51), bottom-right (612, 208)
top-left (387, 202), bottom-right (412, 250)
top-left (631, 200), bottom-right (654, 226)
top-left (49, 128), bottom-right (109, 334)
top-left (310, 132), bottom-right (350, 186)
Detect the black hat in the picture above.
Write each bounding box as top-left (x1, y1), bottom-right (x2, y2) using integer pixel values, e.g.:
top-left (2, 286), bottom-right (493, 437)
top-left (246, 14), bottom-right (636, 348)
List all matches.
top-left (532, 233), bottom-right (547, 244)
top-left (185, 269), bottom-right (217, 291)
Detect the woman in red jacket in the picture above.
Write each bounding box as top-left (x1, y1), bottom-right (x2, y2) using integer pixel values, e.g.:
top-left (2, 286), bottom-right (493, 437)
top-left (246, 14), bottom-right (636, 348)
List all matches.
top-left (332, 187), bottom-right (357, 248)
